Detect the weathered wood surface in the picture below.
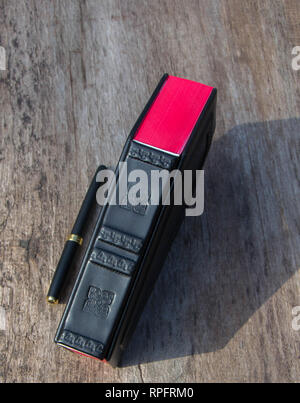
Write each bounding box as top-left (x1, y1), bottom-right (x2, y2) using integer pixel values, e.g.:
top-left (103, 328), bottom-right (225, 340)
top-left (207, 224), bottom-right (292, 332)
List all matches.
top-left (0, 0), bottom-right (299, 383)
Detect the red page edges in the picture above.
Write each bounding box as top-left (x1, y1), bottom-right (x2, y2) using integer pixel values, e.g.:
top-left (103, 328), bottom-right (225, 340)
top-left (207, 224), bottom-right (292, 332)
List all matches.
top-left (134, 75), bottom-right (214, 155)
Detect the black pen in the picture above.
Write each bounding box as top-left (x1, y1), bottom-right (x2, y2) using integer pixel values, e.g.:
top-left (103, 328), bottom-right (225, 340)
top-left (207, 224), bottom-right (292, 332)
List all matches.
top-left (47, 165), bottom-right (107, 304)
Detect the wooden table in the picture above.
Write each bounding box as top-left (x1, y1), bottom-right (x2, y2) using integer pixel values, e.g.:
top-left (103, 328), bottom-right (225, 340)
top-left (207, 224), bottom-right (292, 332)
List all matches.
top-left (0, 0), bottom-right (299, 383)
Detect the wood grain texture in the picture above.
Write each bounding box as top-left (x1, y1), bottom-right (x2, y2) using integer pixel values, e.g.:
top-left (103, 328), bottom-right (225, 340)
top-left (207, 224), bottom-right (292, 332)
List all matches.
top-left (0, 0), bottom-right (299, 383)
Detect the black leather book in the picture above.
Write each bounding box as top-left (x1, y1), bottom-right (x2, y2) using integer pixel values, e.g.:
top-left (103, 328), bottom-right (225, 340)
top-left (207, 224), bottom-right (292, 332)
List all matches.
top-left (54, 74), bottom-right (217, 366)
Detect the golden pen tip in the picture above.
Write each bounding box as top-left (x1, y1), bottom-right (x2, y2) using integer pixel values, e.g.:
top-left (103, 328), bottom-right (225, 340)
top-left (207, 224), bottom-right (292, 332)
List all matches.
top-left (47, 296), bottom-right (59, 304)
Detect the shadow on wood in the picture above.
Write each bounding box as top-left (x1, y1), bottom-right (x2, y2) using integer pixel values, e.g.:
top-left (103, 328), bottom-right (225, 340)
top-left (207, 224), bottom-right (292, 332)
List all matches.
top-left (121, 117), bottom-right (300, 366)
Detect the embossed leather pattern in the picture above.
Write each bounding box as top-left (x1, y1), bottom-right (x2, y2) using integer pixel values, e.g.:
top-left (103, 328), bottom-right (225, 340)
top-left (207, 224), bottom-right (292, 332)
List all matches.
top-left (55, 144), bottom-right (176, 359)
top-left (129, 141), bottom-right (177, 169)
